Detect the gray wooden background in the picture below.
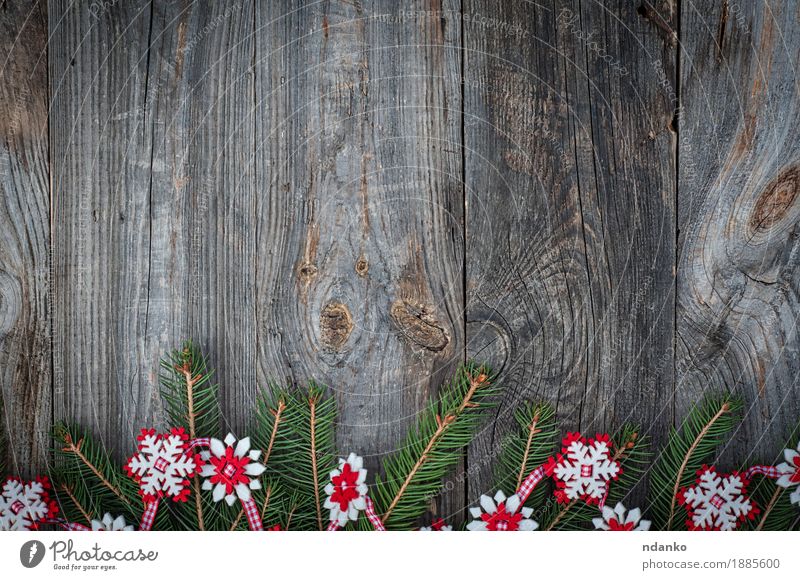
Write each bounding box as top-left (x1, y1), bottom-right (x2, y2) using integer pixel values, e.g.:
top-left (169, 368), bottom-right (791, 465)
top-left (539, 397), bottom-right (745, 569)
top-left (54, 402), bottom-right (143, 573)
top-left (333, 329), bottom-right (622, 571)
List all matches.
top-left (2, 0), bottom-right (800, 522)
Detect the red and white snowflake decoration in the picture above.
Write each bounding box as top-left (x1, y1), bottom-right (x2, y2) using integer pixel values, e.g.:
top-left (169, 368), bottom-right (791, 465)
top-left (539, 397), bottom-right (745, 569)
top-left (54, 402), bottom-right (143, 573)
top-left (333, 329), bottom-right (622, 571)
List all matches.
top-left (124, 428), bottom-right (202, 502)
top-left (466, 490), bottom-right (538, 531)
top-left (199, 433), bottom-right (266, 506)
top-left (592, 502), bottom-right (650, 531)
top-left (546, 433), bottom-right (621, 505)
top-left (91, 513), bottom-right (134, 531)
top-left (678, 466), bottom-right (758, 531)
top-left (0, 476), bottom-right (58, 531)
top-left (323, 453), bottom-right (368, 527)
top-left (776, 441), bottom-right (800, 506)
top-left (420, 518), bottom-right (453, 531)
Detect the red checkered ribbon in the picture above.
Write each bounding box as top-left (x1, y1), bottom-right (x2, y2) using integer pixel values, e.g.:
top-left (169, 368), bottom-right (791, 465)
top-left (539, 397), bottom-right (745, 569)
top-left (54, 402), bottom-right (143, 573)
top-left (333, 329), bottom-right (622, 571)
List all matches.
top-left (45, 519), bottom-right (90, 531)
top-left (516, 465), bottom-right (547, 503)
top-left (139, 499), bottom-right (159, 531)
top-left (745, 465), bottom-right (780, 480)
top-left (241, 497), bottom-right (263, 531)
top-left (364, 496), bottom-right (386, 531)
top-left (326, 495), bottom-right (386, 531)
top-left (189, 437), bottom-right (211, 450)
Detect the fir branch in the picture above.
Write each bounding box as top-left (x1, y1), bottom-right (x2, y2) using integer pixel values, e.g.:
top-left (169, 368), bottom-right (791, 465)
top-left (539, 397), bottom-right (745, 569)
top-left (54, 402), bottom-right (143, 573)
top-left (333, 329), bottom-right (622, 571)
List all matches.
top-left (371, 363), bottom-right (498, 530)
top-left (253, 383), bottom-right (336, 530)
top-left (491, 402), bottom-right (557, 505)
top-left (52, 423), bottom-right (144, 527)
top-left (648, 394), bottom-right (742, 530)
top-left (55, 425), bottom-right (131, 508)
top-left (309, 393), bottom-right (323, 529)
top-left (59, 484), bottom-right (92, 525)
top-left (159, 341), bottom-right (224, 531)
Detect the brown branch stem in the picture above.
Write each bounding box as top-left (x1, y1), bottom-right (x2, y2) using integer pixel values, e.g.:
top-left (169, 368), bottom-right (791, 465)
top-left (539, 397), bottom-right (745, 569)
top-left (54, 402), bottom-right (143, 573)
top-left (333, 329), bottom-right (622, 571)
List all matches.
top-left (667, 404), bottom-right (730, 529)
top-left (516, 411), bottom-right (541, 489)
top-left (309, 396), bottom-right (323, 530)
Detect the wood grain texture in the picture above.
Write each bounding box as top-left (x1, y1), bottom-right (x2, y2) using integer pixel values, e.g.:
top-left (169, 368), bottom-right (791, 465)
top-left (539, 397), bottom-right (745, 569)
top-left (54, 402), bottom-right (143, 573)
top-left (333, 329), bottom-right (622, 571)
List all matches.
top-left (1, 0), bottom-right (799, 526)
top-left (0, 0), bottom-right (50, 477)
top-left (677, 0), bottom-right (800, 463)
top-left (463, 0), bottom-right (678, 501)
top-left (50, 0), bottom-right (163, 454)
top-left (253, 0), bottom-right (466, 519)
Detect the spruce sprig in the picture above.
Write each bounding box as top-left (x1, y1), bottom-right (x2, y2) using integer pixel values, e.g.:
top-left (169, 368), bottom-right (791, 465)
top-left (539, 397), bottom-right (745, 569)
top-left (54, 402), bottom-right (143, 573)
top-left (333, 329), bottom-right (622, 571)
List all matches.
top-left (746, 422), bottom-right (800, 531)
top-left (648, 394), bottom-right (742, 530)
top-left (52, 423), bottom-right (174, 528)
top-left (369, 363), bottom-right (498, 530)
top-left (158, 341), bottom-right (228, 530)
top-left (254, 383), bottom-right (336, 530)
top-left (492, 402), bottom-right (557, 507)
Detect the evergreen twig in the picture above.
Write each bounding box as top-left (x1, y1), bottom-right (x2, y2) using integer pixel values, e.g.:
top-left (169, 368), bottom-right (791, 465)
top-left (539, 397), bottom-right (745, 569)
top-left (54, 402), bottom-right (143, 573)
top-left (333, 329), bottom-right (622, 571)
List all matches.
top-left (371, 363), bottom-right (498, 530)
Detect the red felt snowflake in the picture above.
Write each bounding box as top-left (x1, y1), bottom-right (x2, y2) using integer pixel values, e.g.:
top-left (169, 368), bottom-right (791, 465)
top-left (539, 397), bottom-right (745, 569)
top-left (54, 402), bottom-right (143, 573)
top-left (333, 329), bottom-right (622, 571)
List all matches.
top-left (678, 466), bottom-right (758, 531)
top-left (545, 432), bottom-right (621, 505)
top-left (124, 428), bottom-right (203, 502)
top-left (0, 475), bottom-right (59, 531)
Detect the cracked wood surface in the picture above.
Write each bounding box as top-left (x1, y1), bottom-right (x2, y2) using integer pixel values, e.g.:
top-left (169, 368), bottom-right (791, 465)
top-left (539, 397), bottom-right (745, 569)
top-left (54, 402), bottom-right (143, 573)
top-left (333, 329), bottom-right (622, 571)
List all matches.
top-left (0, 1), bottom-right (799, 525)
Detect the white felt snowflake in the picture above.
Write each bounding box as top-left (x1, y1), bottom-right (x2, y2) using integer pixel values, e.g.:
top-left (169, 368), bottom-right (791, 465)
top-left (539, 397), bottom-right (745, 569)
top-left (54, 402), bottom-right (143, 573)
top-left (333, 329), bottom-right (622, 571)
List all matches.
top-left (592, 502), bottom-right (650, 531)
top-left (466, 490), bottom-right (538, 531)
top-left (124, 428), bottom-right (202, 502)
top-left (91, 513), bottom-right (134, 531)
top-left (776, 441), bottom-right (800, 506)
top-left (420, 518), bottom-right (453, 531)
top-left (323, 453), bottom-right (368, 526)
top-left (678, 466), bottom-right (758, 530)
top-left (199, 433), bottom-right (266, 506)
top-left (546, 433), bottom-right (621, 504)
top-left (0, 476), bottom-right (58, 531)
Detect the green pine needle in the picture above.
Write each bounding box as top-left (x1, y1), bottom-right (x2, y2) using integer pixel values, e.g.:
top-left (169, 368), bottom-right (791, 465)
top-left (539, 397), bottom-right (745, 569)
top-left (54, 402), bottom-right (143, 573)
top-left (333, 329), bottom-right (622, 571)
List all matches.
top-left (159, 340), bottom-right (221, 440)
top-left (254, 383), bottom-right (336, 530)
top-left (52, 423), bottom-right (151, 527)
top-left (370, 362), bottom-right (498, 530)
top-left (648, 394), bottom-right (743, 530)
top-left (492, 402), bottom-right (558, 507)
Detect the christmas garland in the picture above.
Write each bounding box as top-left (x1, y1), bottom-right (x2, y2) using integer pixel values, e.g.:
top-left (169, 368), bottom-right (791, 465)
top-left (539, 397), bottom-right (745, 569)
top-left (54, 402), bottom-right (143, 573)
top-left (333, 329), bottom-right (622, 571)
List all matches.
top-left (1, 341), bottom-right (799, 531)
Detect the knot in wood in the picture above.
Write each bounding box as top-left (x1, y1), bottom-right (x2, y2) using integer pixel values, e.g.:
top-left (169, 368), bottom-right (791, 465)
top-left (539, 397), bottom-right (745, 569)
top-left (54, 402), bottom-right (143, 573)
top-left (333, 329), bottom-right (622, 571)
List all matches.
top-left (750, 166), bottom-right (800, 232)
top-left (389, 299), bottom-right (449, 352)
top-left (320, 302), bottom-right (353, 350)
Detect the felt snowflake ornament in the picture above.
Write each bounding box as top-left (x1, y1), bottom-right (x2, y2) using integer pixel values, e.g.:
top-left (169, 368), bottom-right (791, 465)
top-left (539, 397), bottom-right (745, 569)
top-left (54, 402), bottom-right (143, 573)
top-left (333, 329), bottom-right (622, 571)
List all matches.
top-left (775, 441), bottom-right (800, 506)
top-left (199, 433), bottom-right (266, 506)
top-left (0, 476), bottom-right (58, 531)
top-left (546, 433), bottom-right (621, 505)
top-left (420, 518), bottom-right (453, 531)
top-left (324, 453), bottom-right (368, 527)
top-left (91, 513), bottom-right (134, 531)
top-left (124, 428), bottom-right (202, 502)
top-left (466, 490), bottom-right (538, 531)
top-left (678, 466), bottom-right (758, 531)
top-left (592, 502), bottom-right (650, 531)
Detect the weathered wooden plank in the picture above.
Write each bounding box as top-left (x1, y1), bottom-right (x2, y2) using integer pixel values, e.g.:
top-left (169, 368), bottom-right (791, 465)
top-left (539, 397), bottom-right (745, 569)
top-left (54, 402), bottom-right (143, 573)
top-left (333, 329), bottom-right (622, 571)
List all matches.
top-left (0, 0), bottom-right (51, 477)
top-left (50, 0), bottom-right (161, 451)
top-left (254, 0), bottom-right (465, 521)
top-left (464, 0), bottom-right (678, 500)
top-left (168, 0), bottom-right (258, 432)
top-left (50, 0), bottom-right (259, 453)
top-left (678, 0), bottom-right (800, 462)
